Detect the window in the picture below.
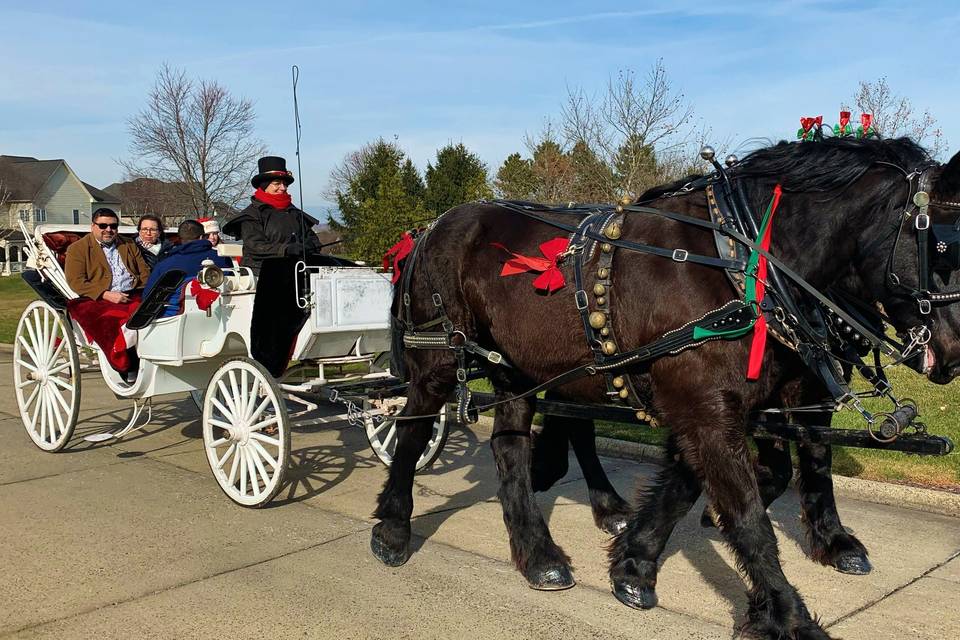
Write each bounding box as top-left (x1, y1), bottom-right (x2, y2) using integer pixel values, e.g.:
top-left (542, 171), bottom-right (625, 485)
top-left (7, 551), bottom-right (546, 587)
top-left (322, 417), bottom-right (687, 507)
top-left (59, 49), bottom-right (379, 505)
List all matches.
top-left (33, 208), bottom-right (46, 222)
top-left (19, 209), bottom-right (29, 222)
top-left (73, 209), bottom-right (80, 224)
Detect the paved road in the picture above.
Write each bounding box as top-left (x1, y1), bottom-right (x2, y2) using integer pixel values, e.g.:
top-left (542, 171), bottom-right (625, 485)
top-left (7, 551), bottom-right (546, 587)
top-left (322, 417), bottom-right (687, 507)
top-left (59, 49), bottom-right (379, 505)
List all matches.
top-left (1, 352), bottom-right (958, 639)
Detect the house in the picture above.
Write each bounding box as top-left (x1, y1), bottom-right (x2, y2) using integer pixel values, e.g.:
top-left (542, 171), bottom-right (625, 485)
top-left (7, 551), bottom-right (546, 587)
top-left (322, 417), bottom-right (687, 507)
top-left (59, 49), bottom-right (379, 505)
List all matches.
top-left (0, 155), bottom-right (124, 275)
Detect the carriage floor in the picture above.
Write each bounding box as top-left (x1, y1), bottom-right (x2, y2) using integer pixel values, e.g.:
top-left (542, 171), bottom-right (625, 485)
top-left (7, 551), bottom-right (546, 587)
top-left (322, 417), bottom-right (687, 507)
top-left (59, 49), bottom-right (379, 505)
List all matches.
top-left (1, 346), bottom-right (958, 640)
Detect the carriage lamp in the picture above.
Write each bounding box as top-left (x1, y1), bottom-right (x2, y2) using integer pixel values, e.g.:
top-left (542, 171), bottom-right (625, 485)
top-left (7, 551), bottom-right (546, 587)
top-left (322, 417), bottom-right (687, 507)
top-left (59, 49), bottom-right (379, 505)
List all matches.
top-left (199, 261), bottom-right (225, 289)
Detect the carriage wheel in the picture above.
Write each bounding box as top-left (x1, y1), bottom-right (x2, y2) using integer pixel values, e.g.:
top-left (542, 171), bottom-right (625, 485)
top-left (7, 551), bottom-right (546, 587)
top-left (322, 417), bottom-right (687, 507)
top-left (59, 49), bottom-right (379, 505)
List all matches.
top-left (202, 357), bottom-right (290, 508)
top-left (364, 397), bottom-right (449, 472)
top-left (13, 301), bottom-right (82, 452)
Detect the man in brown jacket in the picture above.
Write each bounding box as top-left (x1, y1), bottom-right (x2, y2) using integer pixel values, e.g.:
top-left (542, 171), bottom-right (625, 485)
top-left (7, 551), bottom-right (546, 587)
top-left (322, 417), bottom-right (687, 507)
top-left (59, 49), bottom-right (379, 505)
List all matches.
top-left (66, 208), bottom-right (150, 301)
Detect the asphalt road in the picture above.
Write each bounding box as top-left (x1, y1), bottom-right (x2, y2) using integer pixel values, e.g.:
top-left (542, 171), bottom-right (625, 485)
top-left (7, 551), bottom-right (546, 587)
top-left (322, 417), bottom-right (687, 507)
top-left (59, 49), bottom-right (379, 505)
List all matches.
top-left (1, 351), bottom-right (958, 639)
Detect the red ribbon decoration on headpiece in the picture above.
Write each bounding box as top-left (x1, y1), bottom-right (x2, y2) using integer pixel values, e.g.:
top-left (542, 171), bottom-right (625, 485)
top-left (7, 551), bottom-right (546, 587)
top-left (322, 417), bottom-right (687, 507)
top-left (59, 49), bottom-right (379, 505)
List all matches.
top-left (746, 185), bottom-right (783, 380)
top-left (814, 115), bottom-right (823, 127)
top-left (800, 117), bottom-right (815, 133)
top-left (839, 111), bottom-right (851, 129)
top-left (189, 279), bottom-right (220, 311)
top-left (383, 232), bottom-right (415, 284)
top-left (491, 237), bottom-right (570, 292)
top-left (860, 113), bottom-right (873, 133)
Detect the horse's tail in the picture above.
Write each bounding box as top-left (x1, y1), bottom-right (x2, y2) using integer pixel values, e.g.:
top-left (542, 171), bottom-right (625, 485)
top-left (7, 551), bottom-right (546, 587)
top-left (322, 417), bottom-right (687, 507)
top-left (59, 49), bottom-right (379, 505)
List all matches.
top-left (389, 289), bottom-right (407, 381)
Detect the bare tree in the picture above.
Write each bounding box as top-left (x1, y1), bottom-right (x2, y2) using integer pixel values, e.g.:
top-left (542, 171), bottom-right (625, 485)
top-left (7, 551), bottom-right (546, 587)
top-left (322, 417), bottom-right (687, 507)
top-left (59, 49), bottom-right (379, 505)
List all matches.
top-left (560, 60), bottom-right (697, 200)
top-left (0, 179), bottom-right (11, 228)
top-left (123, 64), bottom-right (267, 215)
top-left (844, 77), bottom-right (947, 158)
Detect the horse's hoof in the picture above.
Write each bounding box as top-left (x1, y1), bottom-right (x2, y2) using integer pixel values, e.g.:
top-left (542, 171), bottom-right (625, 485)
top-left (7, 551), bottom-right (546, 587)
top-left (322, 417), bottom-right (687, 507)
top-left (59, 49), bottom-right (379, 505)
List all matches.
top-left (600, 517), bottom-right (629, 536)
top-left (525, 565), bottom-right (575, 591)
top-left (834, 553), bottom-right (872, 575)
top-left (370, 524), bottom-right (410, 567)
top-left (611, 580), bottom-right (658, 610)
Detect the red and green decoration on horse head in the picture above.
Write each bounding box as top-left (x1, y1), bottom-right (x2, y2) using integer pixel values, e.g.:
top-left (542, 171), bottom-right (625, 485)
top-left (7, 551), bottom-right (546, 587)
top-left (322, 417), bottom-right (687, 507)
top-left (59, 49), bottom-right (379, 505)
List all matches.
top-left (797, 111), bottom-right (876, 141)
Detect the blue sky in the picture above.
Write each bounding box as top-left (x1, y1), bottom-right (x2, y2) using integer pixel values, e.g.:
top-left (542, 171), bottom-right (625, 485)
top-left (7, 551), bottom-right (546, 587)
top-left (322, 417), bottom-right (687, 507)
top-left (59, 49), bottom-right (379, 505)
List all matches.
top-left (2, 0), bottom-right (958, 212)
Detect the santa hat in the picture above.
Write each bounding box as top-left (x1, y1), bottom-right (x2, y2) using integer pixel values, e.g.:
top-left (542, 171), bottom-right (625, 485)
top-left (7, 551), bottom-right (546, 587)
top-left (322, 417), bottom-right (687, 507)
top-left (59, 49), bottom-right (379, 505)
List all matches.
top-left (197, 217), bottom-right (220, 234)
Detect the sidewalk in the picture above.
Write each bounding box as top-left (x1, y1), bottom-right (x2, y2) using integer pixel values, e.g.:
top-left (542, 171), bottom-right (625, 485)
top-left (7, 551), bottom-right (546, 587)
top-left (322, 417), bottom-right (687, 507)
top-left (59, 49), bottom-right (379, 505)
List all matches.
top-left (1, 353), bottom-right (958, 639)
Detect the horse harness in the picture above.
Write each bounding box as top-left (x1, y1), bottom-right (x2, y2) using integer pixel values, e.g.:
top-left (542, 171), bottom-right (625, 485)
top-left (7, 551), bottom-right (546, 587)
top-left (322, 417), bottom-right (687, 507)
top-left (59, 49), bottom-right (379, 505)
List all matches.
top-left (395, 158), bottom-right (960, 438)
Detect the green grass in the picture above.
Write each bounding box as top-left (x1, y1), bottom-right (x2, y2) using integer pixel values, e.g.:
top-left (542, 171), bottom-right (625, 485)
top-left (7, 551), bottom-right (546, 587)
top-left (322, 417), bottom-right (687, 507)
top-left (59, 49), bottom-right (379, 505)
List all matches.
top-left (0, 276), bottom-right (34, 344)
top-left (472, 368), bottom-right (960, 490)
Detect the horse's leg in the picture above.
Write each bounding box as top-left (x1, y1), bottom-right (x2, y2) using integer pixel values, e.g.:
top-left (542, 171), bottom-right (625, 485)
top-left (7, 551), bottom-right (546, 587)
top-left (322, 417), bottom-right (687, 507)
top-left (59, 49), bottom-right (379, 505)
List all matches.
top-left (567, 418), bottom-right (631, 535)
top-left (700, 437), bottom-right (793, 527)
top-left (531, 408), bottom-right (631, 536)
top-left (795, 428), bottom-right (871, 574)
top-left (694, 420), bottom-right (829, 638)
top-left (492, 393), bottom-right (575, 590)
top-left (371, 375), bottom-right (450, 567)
top-left (609, 433), bottom-right (701, 610)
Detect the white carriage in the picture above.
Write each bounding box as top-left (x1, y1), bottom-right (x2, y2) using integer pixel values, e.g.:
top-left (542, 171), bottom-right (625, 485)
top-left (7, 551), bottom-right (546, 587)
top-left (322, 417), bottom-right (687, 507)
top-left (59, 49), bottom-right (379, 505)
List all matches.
top-left (12, 222), bottom-right (448, 507)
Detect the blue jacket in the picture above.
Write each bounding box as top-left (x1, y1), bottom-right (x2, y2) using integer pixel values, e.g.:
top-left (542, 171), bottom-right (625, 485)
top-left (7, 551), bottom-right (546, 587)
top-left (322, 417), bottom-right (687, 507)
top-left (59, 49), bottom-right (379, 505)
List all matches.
top-left (143, 239), bottom-right (232, 317)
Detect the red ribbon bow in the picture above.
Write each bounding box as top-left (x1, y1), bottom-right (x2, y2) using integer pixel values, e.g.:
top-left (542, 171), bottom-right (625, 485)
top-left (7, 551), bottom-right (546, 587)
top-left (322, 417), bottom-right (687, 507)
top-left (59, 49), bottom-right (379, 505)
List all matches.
top-left (800, 117), bottom-right (815, 133)
top-left (491, 237), bottom-right (570, 292)
top-left (860, 113), bottom-right (873, 132)
top-left (189, 279), bottom-right (220, 311)
top-left (839, 110), bottom-right (851, 129)
top-left (383, 232), bottom-right (415, 284)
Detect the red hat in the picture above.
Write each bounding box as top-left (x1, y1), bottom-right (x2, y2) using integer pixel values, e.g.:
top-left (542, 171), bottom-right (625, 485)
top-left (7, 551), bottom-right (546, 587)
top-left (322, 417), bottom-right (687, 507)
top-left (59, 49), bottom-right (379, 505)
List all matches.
top-left (197, 217), bottom-right (220, 234)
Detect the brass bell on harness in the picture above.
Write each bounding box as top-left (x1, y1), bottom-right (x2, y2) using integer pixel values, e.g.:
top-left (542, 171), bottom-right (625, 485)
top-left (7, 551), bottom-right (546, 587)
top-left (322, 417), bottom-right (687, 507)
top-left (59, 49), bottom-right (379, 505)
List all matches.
top-left (593, 284), bottom-right (606, 296)
top-left (650, 418), bottom-right (660, 429)
top-left (604, 223), bottom-right (622, 240)
top-left (596, 296), bottom-right (606, 306)
top-left (601, 243), bottom-right (612, 253)
top-left (602, 340), bottom-right (617, 355)
top-left (600, 327), bottom-right (610, 336)
top-left (588, 312), bottom-right (607, 329)
top-left (618, 388), bottom-right (630, 399)
top-left (620, 195), bottom-right (632, 206)
top-left (597, 267), bottom-right (609, 279)
top-left (612, 376), bottom-right (625, 389)
top-left (636, 410), bottom-right (648, 421)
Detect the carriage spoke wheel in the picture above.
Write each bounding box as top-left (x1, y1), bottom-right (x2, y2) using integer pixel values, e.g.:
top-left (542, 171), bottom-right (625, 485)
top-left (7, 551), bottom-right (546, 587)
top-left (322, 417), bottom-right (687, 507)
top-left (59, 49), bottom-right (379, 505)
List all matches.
top-left (203, 357), bottom-right (290, 507)
top-left (13, 301), bottom-right (81, 452)
top-left (364, 397), bottom-right (449, 472)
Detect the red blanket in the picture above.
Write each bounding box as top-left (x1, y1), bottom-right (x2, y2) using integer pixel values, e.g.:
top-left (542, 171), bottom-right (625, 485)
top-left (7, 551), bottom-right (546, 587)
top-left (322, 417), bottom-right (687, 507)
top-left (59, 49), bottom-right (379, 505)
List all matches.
top-left (67, 294), bottom-right (142, 373)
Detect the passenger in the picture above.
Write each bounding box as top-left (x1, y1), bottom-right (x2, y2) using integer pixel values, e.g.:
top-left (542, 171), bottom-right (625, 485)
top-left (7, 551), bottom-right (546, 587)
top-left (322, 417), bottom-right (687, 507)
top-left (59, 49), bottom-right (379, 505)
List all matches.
top-left (135, 214), bottom-right (173, 269)
top-left (197, 217), bottom-right (221, 247)
top-left (142, 219), bottom-right (232, 318)
top-left (221, 156), bottom-right (323, 276)
top-left (66, 208), bottom-right (150, 303)
top-left (64, 207), bottom-right (150, 375)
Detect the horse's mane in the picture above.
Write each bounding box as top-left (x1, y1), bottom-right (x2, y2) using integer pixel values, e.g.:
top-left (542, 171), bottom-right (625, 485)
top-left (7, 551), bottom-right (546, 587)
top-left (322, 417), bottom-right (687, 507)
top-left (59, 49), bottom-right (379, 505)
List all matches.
top-left (733, 136), bottom-right (932, 193)
top-left (635, 174), bottom-right (704, 203)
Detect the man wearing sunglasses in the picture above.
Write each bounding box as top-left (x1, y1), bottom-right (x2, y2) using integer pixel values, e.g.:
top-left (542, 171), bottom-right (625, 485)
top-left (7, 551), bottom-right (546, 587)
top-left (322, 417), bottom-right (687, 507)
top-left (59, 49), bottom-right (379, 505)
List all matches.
top-left (65, 208), bottom-right (150, 303)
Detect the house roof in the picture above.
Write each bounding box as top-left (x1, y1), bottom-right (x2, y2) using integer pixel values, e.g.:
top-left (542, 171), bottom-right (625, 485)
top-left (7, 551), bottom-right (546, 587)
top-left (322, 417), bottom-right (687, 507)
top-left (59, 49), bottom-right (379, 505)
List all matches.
top-left (0, 155), bottom-right (62, 202)
top-left (82, 181), bottom-right (120, 203)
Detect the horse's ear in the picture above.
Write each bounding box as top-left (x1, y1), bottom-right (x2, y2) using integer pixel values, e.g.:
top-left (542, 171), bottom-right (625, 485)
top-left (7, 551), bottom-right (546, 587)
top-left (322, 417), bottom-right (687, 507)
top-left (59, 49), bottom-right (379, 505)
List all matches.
top-left (934, 150), bottom-right (960, 198)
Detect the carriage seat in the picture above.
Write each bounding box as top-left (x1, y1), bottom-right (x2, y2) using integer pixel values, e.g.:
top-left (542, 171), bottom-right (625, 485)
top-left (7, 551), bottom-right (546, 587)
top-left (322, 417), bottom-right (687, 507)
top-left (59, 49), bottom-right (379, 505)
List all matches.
top-left (41, 232), bottom-right (83, 267)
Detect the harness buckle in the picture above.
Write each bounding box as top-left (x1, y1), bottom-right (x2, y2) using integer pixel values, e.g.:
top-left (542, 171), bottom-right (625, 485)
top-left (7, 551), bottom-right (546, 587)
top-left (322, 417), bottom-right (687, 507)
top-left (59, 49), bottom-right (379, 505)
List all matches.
top-left (672, 249), bottom-right (689, 262)
top-left (915, 213), bottom-right (930, 231)
top-left (432, 293), bottom-right (443, 307)
top-left (402, 293), bottom-right (411, 307)
top-left (918, 298), bottom-right (932, 315)
top-left (456, 368), bottom-right (467, 383)
top-left (575, 289), bottom-right (589, 310)
top-left (487, 351), bottom-right (503, 365)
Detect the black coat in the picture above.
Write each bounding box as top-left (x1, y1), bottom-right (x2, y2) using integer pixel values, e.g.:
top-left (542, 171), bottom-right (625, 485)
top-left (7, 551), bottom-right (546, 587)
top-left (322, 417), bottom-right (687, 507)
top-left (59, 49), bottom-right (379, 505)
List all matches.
top-left (222, 197), bottom-right (323, 275)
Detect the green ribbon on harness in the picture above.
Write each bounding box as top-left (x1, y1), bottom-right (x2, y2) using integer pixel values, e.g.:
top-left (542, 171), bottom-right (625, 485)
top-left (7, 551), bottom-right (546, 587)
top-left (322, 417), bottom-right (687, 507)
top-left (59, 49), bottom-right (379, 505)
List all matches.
top-left (691, 191), bottom-right (778, 341)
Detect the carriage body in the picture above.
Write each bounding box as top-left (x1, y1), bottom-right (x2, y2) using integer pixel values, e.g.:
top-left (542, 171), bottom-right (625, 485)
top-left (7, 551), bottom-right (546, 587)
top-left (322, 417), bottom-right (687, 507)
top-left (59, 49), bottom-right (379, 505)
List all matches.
top-left (12, 221), bottom-right (441, 507)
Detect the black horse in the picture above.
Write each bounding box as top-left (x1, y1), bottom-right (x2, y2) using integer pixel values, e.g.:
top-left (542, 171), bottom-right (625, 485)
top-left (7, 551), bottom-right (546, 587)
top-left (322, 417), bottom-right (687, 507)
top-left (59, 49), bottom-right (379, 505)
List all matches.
top-left (373, 137), bottom-right (960, 639)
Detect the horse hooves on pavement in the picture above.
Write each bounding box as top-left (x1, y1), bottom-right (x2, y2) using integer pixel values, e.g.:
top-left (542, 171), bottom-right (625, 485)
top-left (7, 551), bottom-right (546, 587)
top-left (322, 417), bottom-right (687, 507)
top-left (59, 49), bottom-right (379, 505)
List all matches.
top-left (525, 565), bottom-right (576, 591)
top-left (834, 553), bottom-right (873, 575)
top-left (370, 524), bottom-right (410, 567)
top-left (611, 581), bottom-right (658, 610)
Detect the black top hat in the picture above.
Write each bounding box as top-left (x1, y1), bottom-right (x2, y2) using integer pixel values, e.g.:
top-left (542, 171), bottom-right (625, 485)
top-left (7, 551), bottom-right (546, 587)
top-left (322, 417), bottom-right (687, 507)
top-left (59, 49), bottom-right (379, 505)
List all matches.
top-left (251, 156), bottom-right (295, 188)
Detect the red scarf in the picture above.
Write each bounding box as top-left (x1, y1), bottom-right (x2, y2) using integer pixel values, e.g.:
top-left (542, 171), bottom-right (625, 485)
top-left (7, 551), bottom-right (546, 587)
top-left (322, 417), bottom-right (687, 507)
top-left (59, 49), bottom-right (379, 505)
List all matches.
top-left (254, 188), bottom-right (292, 210)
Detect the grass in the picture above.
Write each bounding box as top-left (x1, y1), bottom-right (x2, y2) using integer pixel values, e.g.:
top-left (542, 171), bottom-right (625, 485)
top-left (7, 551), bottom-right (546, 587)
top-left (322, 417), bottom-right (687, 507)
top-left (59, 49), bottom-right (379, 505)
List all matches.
top-left (0, 276), bottom-right (34, 344)
top-left (471, 367), bottom-right (960, 490)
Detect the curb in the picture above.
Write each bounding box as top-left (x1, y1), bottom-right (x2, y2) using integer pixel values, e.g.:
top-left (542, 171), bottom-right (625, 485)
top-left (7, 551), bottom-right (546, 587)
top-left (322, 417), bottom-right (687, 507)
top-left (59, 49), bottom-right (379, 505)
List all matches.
top-left (0, 343), bottom-right (12, 354)
top-left (471, 415), bottom-right (960, 519)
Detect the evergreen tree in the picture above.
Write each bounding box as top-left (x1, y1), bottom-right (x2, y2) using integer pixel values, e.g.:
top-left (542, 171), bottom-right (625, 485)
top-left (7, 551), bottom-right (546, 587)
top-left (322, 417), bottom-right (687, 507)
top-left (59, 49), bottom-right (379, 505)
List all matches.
top-left (329, 138), bottom-right (427, 265)
top-left (423, 143), bottom-right (492, 216)
top-left (530, 139), bottom-right (572, 204)
top-left (568, 140), bottom-right (614, 203)
top-left (613, 133), bottom-right (658, 200)
top-left (494, 153), bottom-right (537, 200)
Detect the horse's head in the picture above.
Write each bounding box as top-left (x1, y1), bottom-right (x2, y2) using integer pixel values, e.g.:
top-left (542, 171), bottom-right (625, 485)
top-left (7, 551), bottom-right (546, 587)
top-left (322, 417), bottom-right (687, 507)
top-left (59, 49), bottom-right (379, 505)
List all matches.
top-left (867, 150), bottom-right (960, 384)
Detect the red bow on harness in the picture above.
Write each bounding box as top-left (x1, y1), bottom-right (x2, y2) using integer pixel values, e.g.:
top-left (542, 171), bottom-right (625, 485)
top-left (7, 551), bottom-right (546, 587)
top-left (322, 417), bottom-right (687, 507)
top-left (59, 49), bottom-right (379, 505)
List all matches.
top-left (189, 279), bottom-right (220, 311)
top-left (491, 237), bottom-right (570, 292)
top-left (383, 233), bottom-right (415, 284)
